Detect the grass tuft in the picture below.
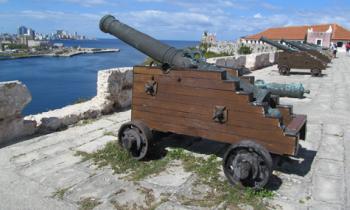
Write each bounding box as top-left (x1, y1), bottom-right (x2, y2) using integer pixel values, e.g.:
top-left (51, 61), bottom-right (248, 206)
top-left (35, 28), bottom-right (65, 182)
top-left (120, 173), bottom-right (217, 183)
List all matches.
top-left (78, 197), bottom-right (101, 210)
top-left (51, 187), bottom-right (71, 200)
top-left (75, 141), bottom-right (170, 180)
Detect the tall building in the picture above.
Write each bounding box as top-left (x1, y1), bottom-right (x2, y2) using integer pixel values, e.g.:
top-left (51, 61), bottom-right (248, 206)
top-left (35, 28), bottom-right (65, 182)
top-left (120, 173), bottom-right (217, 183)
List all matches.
top-left (18, 26), bottom-right (28, 36)
top-left (17, 26), bottom-right (35, 39)
top-left (27, 28), bottom-right (35, 39)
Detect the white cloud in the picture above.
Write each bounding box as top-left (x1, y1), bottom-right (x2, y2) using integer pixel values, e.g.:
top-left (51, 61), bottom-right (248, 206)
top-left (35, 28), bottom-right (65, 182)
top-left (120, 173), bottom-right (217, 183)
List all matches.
top-left (1, 0), bottom-right (350, 40)
top-left (253, 13), bottom-right (262, 19)
top-left (63, 0), bottom-right (107, 7)
top-left (0, 0), bottom-right (8, 3)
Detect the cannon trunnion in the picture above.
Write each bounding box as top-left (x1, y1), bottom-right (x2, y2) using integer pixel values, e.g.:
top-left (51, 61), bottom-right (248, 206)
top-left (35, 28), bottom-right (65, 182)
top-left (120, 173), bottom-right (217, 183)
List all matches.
top-left (101, 15), bottom-right (307, 189)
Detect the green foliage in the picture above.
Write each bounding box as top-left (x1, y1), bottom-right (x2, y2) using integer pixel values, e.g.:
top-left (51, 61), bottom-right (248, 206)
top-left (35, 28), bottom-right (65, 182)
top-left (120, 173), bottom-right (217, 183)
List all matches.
top-left (51, 187), bottom-right (71, 200)
top-left (203, 51), bottom-right (232, 59)
top-left (75, 142), bottom-right (170, 180)
top-left (199, 42), bottom-right (210, 52)
top-left (6, 44), bottom-right (28, 50)
top-left (238, 44), bottom-right (253, 55)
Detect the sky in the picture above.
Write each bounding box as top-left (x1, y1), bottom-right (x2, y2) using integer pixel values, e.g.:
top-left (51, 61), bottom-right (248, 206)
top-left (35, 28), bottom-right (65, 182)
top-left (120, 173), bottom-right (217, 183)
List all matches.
top-left (0, 0), bottom-right (349, 41)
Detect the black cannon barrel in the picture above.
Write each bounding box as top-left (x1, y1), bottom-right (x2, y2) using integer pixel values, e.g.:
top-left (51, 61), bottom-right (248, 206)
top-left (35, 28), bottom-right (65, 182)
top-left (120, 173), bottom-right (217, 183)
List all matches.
top-left (282, 40), bottom-right (310, 51)
top-left (305, 42), bottom-right (328, 50)
top-left (100, 15), bottom-right (195, 68)
top-left (260, 37), bottom-right (298, 52)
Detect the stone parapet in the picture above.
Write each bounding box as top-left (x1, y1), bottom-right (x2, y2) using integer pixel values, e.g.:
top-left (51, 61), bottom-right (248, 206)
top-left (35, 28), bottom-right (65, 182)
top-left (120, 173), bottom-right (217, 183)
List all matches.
top-left (1, 67), bottom-right (133, 142)
top-left (206, 52), bottom-right (277, 71)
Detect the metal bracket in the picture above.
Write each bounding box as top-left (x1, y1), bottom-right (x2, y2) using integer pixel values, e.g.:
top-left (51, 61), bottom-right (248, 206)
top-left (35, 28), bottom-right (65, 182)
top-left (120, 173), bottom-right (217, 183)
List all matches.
top-left (144, 80), bottom-right (157, 96)
top-left (213, 106), bottom-right (228, 123)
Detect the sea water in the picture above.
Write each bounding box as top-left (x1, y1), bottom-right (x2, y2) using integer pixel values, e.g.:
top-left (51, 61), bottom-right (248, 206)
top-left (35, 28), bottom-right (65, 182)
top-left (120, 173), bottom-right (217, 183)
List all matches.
top-left (0, 39), bottom-right (198, 115)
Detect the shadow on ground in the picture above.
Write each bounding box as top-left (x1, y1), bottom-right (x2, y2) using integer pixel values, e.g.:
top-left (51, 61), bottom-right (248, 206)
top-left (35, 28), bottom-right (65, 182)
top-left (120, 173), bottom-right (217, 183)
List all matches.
top-left (148, 133), bottom-right (317, 191)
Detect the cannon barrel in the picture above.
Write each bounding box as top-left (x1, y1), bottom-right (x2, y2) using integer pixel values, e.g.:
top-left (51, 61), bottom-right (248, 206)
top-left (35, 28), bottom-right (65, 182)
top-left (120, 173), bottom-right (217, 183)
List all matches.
top-left (99, 14), bottom-right (307, 113)
top-left (259, 37), bottom-right (298, 53)
top-left (282, 40), bottom-right (311, 51)
top-left (255, 80), bottom-right (310, 99)
top-left (100, 15), bottom-right (195, 68)
top-left (282, 40), bottom-right (331, 63)
top-left (304, 42), bottom-right (328, 50)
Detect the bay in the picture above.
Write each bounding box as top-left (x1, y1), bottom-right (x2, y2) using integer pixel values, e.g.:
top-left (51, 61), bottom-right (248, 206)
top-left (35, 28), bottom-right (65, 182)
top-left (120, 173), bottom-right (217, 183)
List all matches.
top-left (0, 39), bottom-right (198, 115)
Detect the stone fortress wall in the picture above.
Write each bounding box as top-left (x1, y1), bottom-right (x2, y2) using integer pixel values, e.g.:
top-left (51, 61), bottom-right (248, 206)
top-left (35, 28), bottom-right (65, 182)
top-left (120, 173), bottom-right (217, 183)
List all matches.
top-left (207, 41), bottom-right (277, 55)
top-left (0, 52), bottom-right (275, 144)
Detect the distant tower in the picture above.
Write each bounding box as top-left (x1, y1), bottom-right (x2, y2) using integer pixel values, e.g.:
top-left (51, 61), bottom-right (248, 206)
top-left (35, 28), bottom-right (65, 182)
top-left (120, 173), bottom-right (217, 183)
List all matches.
top-left (18, 26), bottom-right (28, 36)
top-left (201, 31), bottom-right (217, 45)
top-left (27, 28), bottom-right (35, 39)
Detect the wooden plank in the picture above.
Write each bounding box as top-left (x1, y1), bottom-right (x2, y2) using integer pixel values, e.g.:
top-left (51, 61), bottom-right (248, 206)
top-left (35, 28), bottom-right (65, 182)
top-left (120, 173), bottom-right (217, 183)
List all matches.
top-left (133, 66), bottom-right (226, 80)
top-left (133, 81), bottom-right (253, 104)
top-left (132, 113), bottom-right (296, 155)
top-left (277, 105), bottom-right (293, 125)
top-left (134, 73), bottom-right (238, 91)
top-left (285, 115), bottom-right (307, 136)
top-left (132, 99), bottom-right (279, 128)
top-left (132, 93), bottom-right (263, 115)
top-left (224, 68), bottom-right (240, 77)
top-left (132, 110), bottom-right (294, 148)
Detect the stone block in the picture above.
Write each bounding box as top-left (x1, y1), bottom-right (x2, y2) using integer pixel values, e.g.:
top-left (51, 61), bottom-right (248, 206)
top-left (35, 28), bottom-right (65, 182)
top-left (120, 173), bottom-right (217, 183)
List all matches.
top-left (0, 80), bottom-right (31, 119)
top-left (312, 174), bottom-right (344, 204)
top-left (324, 124), bottom-right (344, 137)
top-left (317, 135), bottom-right (344, 161)
top-left (96, 67), bottom-right (133, 109)
top-left (0, 118), bottom-right (36, 144)
top-left (315, 159), bottom-right (344, 177)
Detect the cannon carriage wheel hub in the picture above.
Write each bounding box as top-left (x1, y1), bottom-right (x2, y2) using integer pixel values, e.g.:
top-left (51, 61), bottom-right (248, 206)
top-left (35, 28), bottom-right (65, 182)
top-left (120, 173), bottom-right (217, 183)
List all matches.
top-left (223, 140), bottom-right (273, 189)
top-left (118, 121), bottom-right (152, 160)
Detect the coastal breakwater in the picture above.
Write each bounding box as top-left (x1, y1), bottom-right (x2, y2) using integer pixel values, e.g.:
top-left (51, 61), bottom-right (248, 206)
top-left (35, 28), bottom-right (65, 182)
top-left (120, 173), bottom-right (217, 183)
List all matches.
top-left (0, 47), bottom-right (120, 60)
top-left (0, 52), bottom-right (275, 144)
top-left (51, 48), bottom-right (120, 57)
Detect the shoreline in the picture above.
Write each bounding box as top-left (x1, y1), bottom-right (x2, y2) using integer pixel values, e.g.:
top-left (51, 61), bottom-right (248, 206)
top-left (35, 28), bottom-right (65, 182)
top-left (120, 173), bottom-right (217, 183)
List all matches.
top-left (0, 48), bottom-right (120, 60)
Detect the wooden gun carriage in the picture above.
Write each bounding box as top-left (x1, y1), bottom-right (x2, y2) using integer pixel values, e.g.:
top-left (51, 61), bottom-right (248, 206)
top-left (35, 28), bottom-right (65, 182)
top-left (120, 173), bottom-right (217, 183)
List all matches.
top-left (100, 15), bottom-right (307, 189)
top-left (260, 37), bottom-right (327, 77)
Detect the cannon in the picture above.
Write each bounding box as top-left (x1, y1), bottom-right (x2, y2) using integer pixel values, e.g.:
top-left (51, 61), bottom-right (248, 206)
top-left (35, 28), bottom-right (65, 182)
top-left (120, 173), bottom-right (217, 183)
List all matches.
top-left (282, 40), bottom-right (331, 64)
top-left (100, 15), bottom-right (307, 189)
top-left (255, 80), bottom-right (310, 98)
top-left (260, 37), bottom-right (327, 76)
top-left (303, 42), bottom-right (333, 60)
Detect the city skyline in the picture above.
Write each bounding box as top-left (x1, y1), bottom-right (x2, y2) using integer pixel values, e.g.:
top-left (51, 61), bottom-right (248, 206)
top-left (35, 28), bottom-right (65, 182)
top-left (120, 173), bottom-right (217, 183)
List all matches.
top-left (0, 0), bottom-right (349, 40)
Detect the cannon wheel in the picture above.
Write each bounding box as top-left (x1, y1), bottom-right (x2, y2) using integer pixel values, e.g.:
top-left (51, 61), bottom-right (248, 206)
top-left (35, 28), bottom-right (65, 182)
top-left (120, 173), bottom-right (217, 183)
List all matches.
top-left (311, 68), bottom-right (321, 77)
top-left (223, 140), bottom-right (273, 189)
top-left (118, 120), bottom-right (152, 160)
top-left (278, 66), bottom-right (290, 76)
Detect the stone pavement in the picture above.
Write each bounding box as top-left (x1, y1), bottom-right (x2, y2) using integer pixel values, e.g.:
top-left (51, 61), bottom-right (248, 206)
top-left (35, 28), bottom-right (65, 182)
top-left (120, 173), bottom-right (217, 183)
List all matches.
top-left (250, 53), bottom-right (350, 210)
top-left (1, 53), bottom-right (350, 210)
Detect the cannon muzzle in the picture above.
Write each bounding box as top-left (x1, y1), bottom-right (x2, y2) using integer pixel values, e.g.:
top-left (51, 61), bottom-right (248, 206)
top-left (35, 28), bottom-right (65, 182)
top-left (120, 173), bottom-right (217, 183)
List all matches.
top-left (100, 15), bottom-right (195, 69)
